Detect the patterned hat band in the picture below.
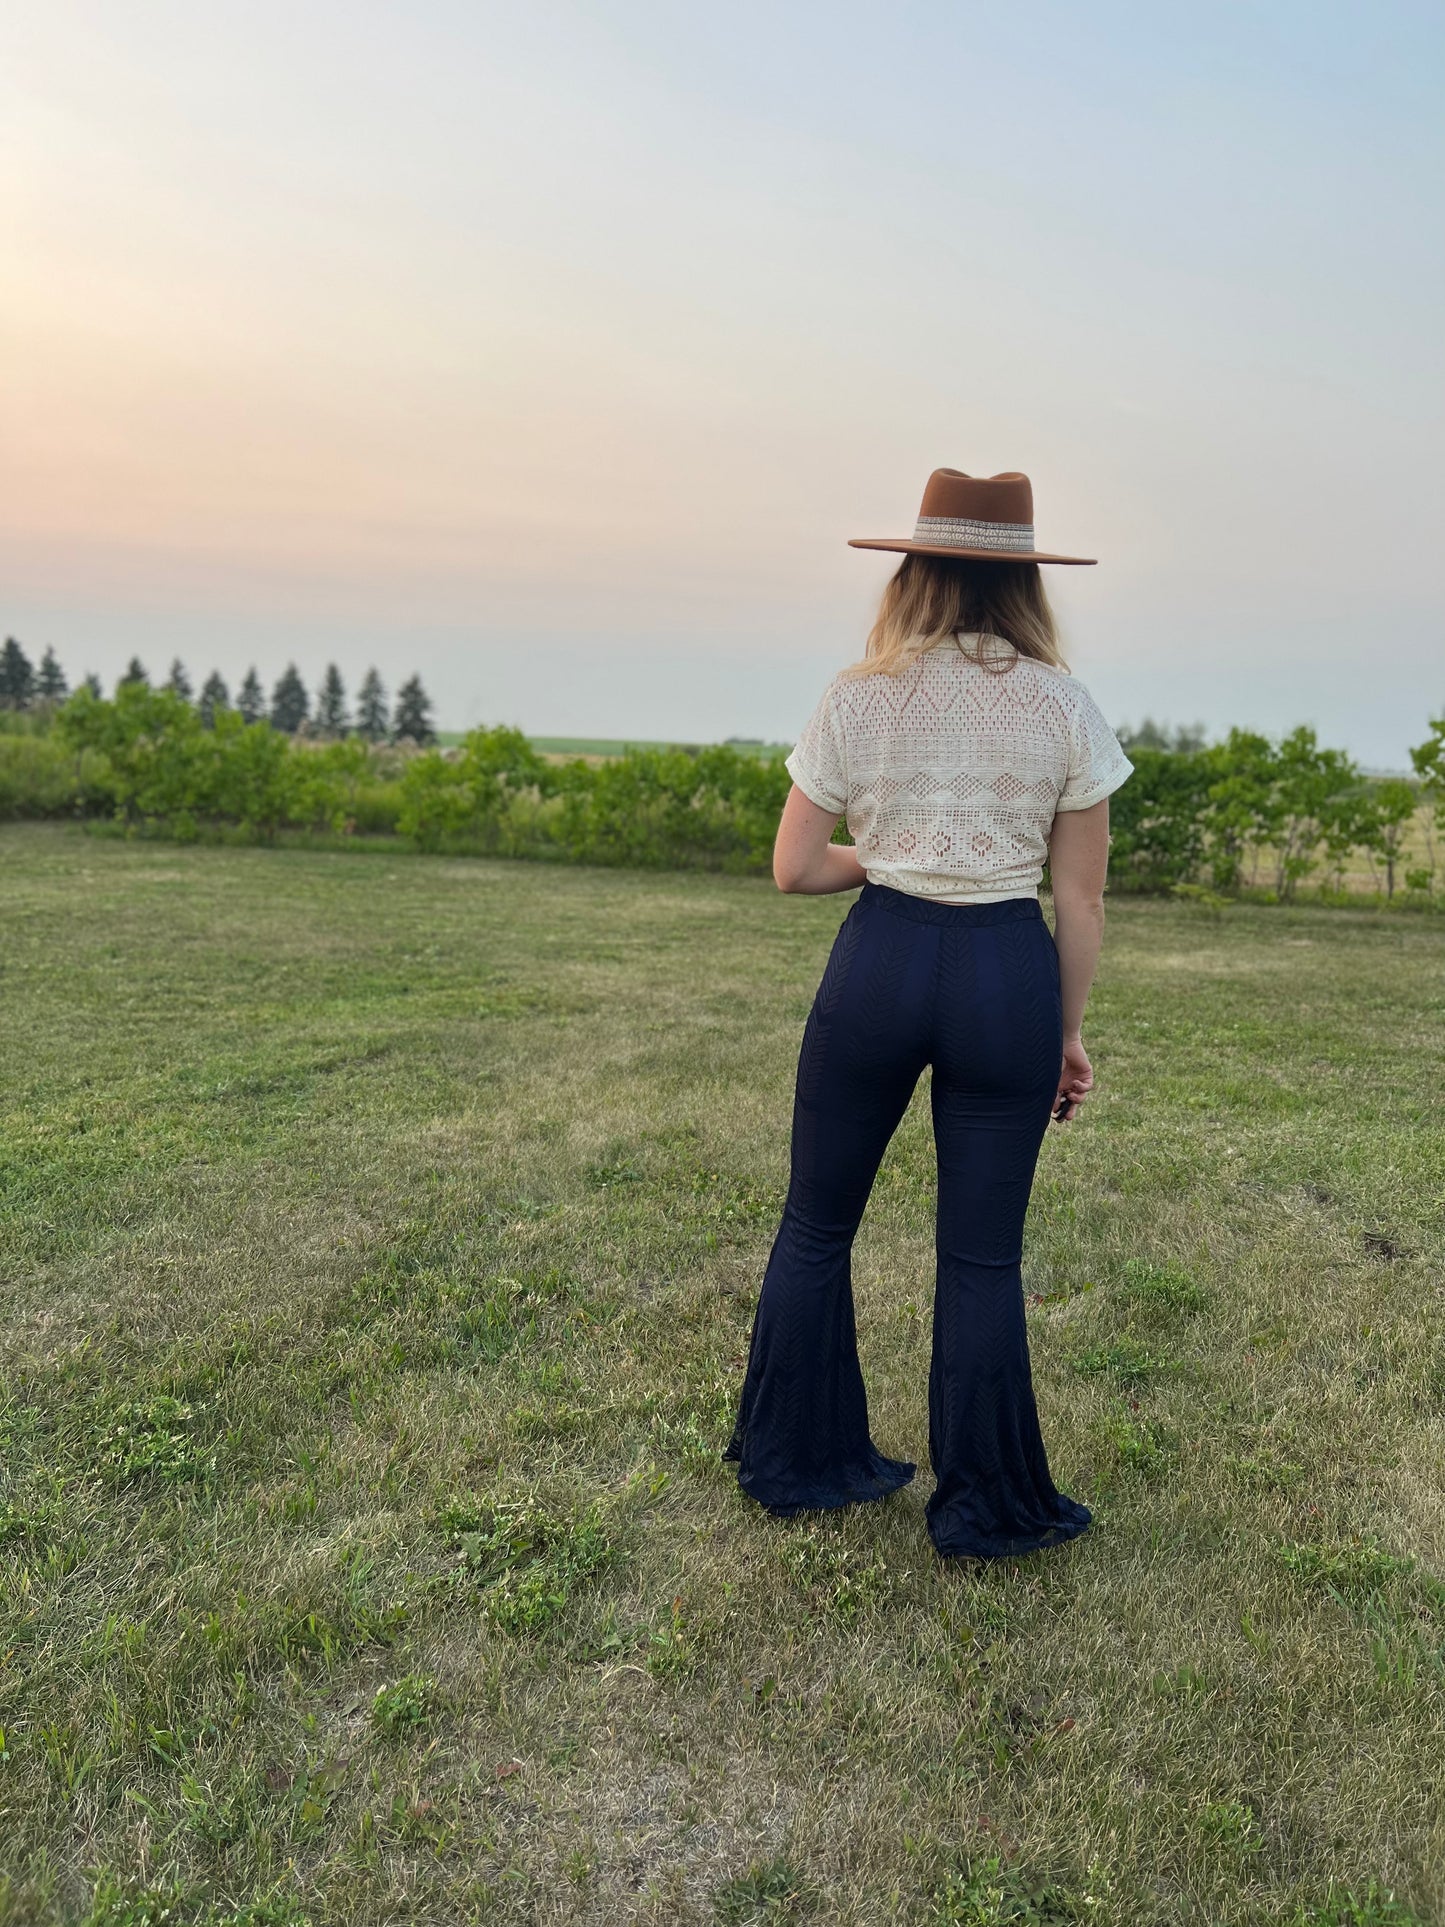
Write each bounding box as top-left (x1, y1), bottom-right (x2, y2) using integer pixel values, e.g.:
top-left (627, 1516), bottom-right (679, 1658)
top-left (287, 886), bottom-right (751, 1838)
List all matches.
top-left (849, 470), bottom-right (1095, 564)
top-left (912, 516), bottom-right (1036, 553)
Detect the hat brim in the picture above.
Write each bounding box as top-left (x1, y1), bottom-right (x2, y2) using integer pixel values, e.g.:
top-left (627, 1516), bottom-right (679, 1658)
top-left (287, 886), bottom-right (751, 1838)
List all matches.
top-left (848, 538), bottom-right (1096, 565)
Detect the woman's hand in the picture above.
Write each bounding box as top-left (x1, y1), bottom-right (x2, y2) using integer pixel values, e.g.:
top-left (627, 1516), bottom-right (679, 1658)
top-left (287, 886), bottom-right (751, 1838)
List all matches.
top-left (1055, 1037), bottom-right (1094, 1123)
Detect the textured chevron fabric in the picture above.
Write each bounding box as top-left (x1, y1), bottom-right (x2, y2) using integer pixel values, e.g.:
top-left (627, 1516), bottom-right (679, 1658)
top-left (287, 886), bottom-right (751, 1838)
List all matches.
top-left (785, 633), bottom-right (1133, 905)
top-left (725, 882), bottom-right (1091, 1560)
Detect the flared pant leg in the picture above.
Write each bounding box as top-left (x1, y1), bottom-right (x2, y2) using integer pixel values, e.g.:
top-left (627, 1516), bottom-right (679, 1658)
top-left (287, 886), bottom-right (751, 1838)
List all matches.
top-left (724, 896), bottom-right (928, 1514)
top-left (925, 911), bottom-right (1092, 1558)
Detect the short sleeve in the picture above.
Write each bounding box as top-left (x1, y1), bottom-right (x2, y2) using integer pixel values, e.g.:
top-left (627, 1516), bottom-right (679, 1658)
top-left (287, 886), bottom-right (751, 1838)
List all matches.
top-left (785, 680), bottom-right (848, 813)
top-left (1056, 682), bottom-right (1134, 812)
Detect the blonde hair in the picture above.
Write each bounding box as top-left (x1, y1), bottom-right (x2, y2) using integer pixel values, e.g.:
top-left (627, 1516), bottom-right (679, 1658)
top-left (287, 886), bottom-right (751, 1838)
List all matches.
top-left (843, 555), bottom-right (1069, 679)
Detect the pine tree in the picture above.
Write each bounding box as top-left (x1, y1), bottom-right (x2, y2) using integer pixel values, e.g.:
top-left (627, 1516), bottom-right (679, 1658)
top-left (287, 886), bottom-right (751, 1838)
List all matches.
top-left (119, 657), bottom-right (149, 689)
top-left (315, 663), bottom-right (348, 737)
top-left (0, 637), bottom-right (36, 709)
top-left (36, 646), bottom-right (68, 702)
top-left (237, 668), bottom-right (265, 725)
top-left (270, 663), bottom-right (309, 734)
top-left (164, 658), bottom-right (193, 702)
top-left (198, 671), bottom-right (230, 727)
top-left (356, 668), bottom-right (389, 742)
top-left (392, 673), bottom-right (436, 745)
top-left (81, 672), bottom-right (103, 698)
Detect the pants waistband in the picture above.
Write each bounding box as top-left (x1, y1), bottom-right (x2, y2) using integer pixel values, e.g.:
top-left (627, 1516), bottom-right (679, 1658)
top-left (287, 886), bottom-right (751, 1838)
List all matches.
top-left (859, 881), bottom-right (1043, 927)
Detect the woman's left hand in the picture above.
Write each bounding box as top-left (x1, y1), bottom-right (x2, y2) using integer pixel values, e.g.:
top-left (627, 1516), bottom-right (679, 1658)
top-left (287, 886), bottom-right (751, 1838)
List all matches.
top-left (1054, 1037), bottom-right (1094, 1123)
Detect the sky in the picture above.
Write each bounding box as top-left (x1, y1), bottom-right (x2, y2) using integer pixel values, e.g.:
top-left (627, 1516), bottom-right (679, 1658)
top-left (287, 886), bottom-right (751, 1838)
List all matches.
top-left (3, 1), bottom-right (1442, 768)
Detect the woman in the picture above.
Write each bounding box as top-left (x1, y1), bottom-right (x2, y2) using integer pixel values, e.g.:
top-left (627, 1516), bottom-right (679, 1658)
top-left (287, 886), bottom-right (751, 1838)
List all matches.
top-left (724, 468), bottom-right (1134, 1561)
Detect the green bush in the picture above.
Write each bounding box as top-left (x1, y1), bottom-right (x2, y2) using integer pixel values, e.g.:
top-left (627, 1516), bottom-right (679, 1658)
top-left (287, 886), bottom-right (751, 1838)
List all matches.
top-left (5, 685), bottom-right (1439, 901)
top-left (396, 724), bottom-right (555, 853)
top-left (346, 777), bottom-right (405, 835)
top-left (392, 729), bottom-right (791, 871)
top-left (1106, 745), bottom-right (1212, 890)
top-left (54, 686), bottom-right (384, 841)
top-left (552, 743), bottom-right (790, 871)
top-left (0, 731), bottom-right (115, 819)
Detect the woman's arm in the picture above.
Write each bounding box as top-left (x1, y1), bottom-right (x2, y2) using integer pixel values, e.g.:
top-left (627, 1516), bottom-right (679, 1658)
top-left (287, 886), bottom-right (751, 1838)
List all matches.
top-left (773, 785), bottom-right (867, 895)
top-left (1046, 797), bottom-right (1112, 1119)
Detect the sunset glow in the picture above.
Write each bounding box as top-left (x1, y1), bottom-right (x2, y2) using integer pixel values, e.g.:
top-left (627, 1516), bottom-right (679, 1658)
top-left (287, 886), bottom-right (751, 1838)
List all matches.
top-left (4, 1), bottom-right (1441, 762)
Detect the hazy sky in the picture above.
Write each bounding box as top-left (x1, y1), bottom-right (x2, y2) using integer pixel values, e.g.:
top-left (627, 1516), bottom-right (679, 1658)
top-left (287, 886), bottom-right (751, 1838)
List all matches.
top-left (4, 1), bottom-right (1441, 765)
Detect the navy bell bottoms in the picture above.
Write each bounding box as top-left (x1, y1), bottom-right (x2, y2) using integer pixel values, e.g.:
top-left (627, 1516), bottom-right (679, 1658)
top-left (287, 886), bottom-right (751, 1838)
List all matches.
top-left (724, 880), bottom-right (1091, 1560)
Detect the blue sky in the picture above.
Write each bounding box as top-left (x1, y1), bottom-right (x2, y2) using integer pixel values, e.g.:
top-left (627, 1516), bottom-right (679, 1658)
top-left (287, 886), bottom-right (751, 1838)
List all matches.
top-left (3, 1), bottom-right (1441, 764)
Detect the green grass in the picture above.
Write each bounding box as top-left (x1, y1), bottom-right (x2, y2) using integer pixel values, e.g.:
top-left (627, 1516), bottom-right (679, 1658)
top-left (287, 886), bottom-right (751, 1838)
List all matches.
top-left (1, 821), bottom-right (1442, 1926)
top-left (430, 732), bottom-right (790, 760)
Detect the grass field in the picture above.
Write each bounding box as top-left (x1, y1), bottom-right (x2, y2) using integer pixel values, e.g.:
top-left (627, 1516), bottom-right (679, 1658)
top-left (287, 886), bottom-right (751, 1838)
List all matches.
top-left (2, 822), bottom-right (1442, 1927)
top-left (431, 734), bottom-right (791, 761)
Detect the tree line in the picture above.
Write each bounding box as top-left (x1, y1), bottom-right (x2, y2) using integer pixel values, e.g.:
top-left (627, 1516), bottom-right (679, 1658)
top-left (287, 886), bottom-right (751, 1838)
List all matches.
top-left (0, 637), bottom-right (436, 744)
top-left (392, 717), bottom-right (1444, 901)
top-left (1107, 723), bottom-right (1441, 900)
top-left (2, 644), bottom-right (1442, 903)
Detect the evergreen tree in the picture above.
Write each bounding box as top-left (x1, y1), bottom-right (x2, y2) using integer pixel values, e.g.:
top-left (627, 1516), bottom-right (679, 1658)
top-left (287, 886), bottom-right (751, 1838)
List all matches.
top-left (237, 668), bottom-right (265, 725)
top-left (164, 658), bottom-right (193, 702)
top-left (36, 646), bottom-right (68, 702)
top-left (198, 671), bottom-right (231, 728)
top-left (0, 637), bottom-right (36, 709)
top-left (392, 673), bottom-right (436, 745)
top-left (356, 668), bottom-right (389, 742)
top-left (81, 672), bottom-right (103, 698)
top-left (119, 657), bottom-right (149, 689)
top-left (270, 662), bottom-right (310, 734)
top-left (315, 663), bottom-right (348, 737)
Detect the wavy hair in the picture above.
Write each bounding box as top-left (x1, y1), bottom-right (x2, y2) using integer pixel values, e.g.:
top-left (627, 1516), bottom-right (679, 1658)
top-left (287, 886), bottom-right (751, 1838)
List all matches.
top-left (843, 554), bottom-right (1068, 679)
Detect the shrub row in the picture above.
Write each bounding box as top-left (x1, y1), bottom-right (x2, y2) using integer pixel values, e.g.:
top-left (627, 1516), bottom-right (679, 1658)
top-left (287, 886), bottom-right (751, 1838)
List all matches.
top-left (4, 683), bottom-right (1442, 901)
top-left (394, 727), bottom-right (790, 872)
top-left (1111, 725), bottom-right (1441, 899)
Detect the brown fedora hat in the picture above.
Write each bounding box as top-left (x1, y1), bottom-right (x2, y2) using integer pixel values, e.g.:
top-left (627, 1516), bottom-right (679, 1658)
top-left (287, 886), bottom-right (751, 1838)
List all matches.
top-left (848, 468), bottom-right (1096, 565)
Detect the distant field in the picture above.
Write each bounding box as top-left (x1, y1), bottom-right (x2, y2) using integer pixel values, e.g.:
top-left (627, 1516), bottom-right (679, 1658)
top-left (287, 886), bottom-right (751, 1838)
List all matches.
top-left (433, 732), bottom-right (790, 761)
top-left (2, 822), bottom-right (1443, 1925)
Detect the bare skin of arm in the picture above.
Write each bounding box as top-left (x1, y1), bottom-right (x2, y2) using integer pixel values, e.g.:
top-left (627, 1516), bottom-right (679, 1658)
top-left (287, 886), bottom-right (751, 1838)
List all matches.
top-left (772, 786), bottom-right (866, 894)
top-left (1046, 797), bottom-right (1112, 1122)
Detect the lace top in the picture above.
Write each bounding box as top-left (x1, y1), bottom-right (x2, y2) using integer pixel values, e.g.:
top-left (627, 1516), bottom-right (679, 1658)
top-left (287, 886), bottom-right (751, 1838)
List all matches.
top-left (785, 633), bottom-right (1134, 904)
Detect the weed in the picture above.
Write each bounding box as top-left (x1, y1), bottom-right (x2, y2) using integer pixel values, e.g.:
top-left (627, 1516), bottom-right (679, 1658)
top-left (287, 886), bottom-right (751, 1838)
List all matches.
top-left (80, 1882), bottom-right (192, 1927)
top-left (690, 1166), bottom-right (778, 1228)
top-left (1277, 1540), bottom-right (1415, 1601)
top-left (647, 1596), bottom-right (691, 1679)
top-left (712, 1857), bottom-right (818, 1922)
top-left (1227, 1453), bottom-right (1306, 1492)
top-left (0, 1498), bottom-right (60, 1545)
top-left (1118, 1258), bottom-right (1207, 1315)
top-left (586, 1156), bottom-right (645, 1189)
top-left (97, 1396), bottom-right (216, 1484)
top-left (441, 1495), bottom-right (616, 1633)
top-left (779, 1531), bottom-right (892, 1624)
top-left (1071, 1340), bottom-right (1180, 1388)
top-left (1288, 1881), bottom-right (1427, 1925)
top-left (650, 1405), bottom-right (718, 1470)
top-left (930, 1854), bottom-right (1089, 1924)
top-left (1199, 1798), bottom-right (1263, 1852)
top-left (79, 1882), bottom-right (311, 1927)
top-left (370, 1672), bottom-right (437, 1737)
top-left (1102, 1408), bottom-right (1172, 1478)
top-left (1151, 1663), bottom-right (1211, 1701)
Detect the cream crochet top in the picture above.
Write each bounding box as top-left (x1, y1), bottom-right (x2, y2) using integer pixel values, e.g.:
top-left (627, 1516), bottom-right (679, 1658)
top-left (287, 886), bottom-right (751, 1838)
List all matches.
top-left (785, 633), bottom-right (1134, 905)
